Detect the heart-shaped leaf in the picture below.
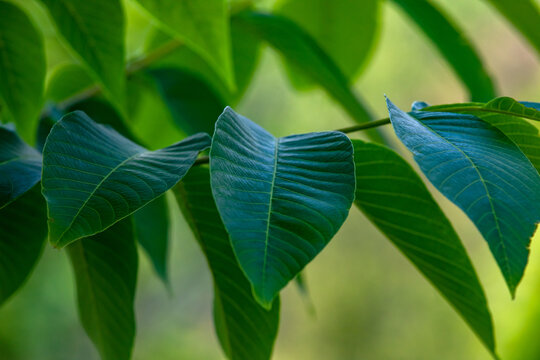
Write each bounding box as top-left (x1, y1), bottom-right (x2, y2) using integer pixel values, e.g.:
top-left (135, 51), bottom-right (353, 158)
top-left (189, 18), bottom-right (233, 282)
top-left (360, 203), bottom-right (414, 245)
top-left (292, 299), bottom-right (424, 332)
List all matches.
top-left (39, 0), bottom-right (126, 111)
top-left (42, 111), bottom-right (211, 248)
top-left (0, 185), bottom-right (47, 306)
top-left (352, 139), bottom-right (495, 355)
top-left (175, 166), bottom-right (280, 360)
top-left (67, 218), bottom-right (137, 360)
top-left (387, 98), bottom-right (540, 295)
top-left (0, 1), bottom-right (46, 143)
top-left (0, 125), bottom-right (42, 208)
top-left (210, 107), bottom-right (355, 307)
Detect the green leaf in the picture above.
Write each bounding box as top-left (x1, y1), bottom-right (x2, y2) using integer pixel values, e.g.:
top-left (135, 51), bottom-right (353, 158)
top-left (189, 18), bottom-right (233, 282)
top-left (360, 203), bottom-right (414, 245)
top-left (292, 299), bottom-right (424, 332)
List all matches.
top-left (0, 185), bottom-right (47, 306)
top-left (233, 11), bottom-right (383, 142)
top-left (148, 68), bottom-right (226, 135)
top-left (352, 139), bottom-right (496, 355)
top-left (391, 0), bottom-right (495, 101)
top-left (42, 111), bottom-right (211, 248)
top-left (0, 1), bottom-right (46, 143)
top-left (39, 0), bottom-right (126, 111)
top-left (275, 0), bottom-right (380, 88)
top-left (210, 107), bottom-right (355, 308)
top-left (45, 63), bottom-right (95, 103)
top-left (174, 166), bottom-right (280, 360)
top-left (485, 0), bottom-right (540, 56)
top-left (387, 98), bottom-right (540, 295)
top-left (67, 218), bottom-right (137, 360)
top-left (132, 0), bottom-right (234, 89)
top-left (133, 195), bottom-right (169, 284)
top-left (0, 125), bottom-right (42, 208)
top-left (425, 97), bottom-right (540, 174)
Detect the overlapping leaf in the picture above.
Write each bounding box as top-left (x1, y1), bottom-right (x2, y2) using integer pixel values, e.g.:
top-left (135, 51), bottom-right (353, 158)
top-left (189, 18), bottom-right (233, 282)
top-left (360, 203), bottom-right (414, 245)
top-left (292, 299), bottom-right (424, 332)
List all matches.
top-left (352, 139), bottom-right (495, 354)
top-left (134, 195), bottom-right (170, 284)
top-left (233, 11), bottom-right (383, 142)
top-left (210, 107), bottom-right (355, 307)
top-left (39, 0), bottom-right (126, 110)
top-left (0, 125), bottom-right (42, 208)
top-left (0, 185), bottom-right (47, 306)
top-left (175, 166), bottom-right (280, 360)
top-left (0, 1), bottom-right (46, 143)
top-left (42, 111), bottom-right (211, 247)
top-left (275, 0), bottom-right (380, 88)
top-left (132, 0), bottom-right (234, 89)
top-left (391, 0), bottom-right (495, 101)
top-left (387, 98), bottom-right (540, 295)
top-left (67, 218), bottom-right (137, 360)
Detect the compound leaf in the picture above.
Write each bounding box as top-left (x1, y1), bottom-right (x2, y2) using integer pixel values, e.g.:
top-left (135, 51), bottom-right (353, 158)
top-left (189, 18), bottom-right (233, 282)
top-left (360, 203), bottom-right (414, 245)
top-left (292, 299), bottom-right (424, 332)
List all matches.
top-left (353, 139), bottom-right (495, 355)
top-left (175, 166), bottom-right (280, 360)
top-left (210, 107), bottom-right (355, 307)
top-left (42, 111), bottom-right (210, 248)
top-left (387, 98), bottom-right (540, 295)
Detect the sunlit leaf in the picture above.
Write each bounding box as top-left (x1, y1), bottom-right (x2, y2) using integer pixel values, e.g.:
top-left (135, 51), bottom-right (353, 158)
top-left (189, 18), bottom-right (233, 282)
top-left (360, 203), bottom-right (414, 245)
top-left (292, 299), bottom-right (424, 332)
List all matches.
top-left (134, 195), bottom-right (169, 284)
top-left (0, 185), bottom-right (46, 306)
top-left (352, 139), bottom-right (495, 355)
top-left (39, 0), bottom-right (126, 110)
top-left (0, 1), bottom-right (45, 143)
top-left (0, 125), bottom-right (42, 208)
top-left (392, 0), bottom-right (495, 101)
top-left (175, 166), bottom-right (280, 360)
top-left (210, 107), bottom-right (355, 307)
top-left (67, 218), bottom-right (137, 360)
top-left (45, 63), bottom-right (95, 103)
top-left (132, 0), bottom-right (234, 89)
top-left (387, 98), bottom-right (540, 295)
top-left (42, 111), bottom-right (211, 248)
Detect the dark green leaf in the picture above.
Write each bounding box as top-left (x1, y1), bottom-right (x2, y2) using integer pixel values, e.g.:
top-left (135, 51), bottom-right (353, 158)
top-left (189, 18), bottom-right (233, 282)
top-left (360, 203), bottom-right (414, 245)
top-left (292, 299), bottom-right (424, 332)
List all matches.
top-left (67, 218), bottom-right (137, 360)
top-left (210, 107), bottom-right (355, 307)
top-left (174, 166), bottom-right (280, 360)
top-left (391, 0), bottom-right (495, 101)
top-left (352, 139), bottom-right (495, 355)
top-left (132, 0), bottom-right (234, 89)
top-left (0, 1), bottom-right (46, 143)
top-left (233, 11), bottom-right (383, 142)
top-left (148, 68), bottom-right (226, 135)
top-left (0, 125), bottom-right (42, 208)
top-left (485, 0), bottom-right (540, 56)
top-left (387, 98), bottom-right (540, 295)
top-left (0, 185), bottom-right (47, 306)
top-left (133, 195), bottom-right (169, 284)
top-left (42, 111), bottom-right (211, 248)
top-left (275, 0), bottom-right (380, 88)
top-left (39, 0), bottom-right (126, 110)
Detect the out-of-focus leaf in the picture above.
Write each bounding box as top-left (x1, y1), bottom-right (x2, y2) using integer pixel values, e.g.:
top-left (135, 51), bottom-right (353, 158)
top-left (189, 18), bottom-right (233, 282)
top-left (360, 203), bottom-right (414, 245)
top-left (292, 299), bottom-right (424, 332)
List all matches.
top-left (233, 11), bottom-right (383, 142)
top-left (275, 0), bottom-right (380, 88)
top-left (126, 73), bottom-right (185, 149)
top-left (0, 125), bottom-right (42, 208)
top-left (387, 98), bottom-right (540, 296)
top-left (133, 195), bottom-right (169, 284)
top-left (210, 107), bottom-right (355, 308)
top-left (132, 0), bottom-right (234, 89)
top-left (485, 0), bottom-right (540, 56)
top-left (45, 63), bottom-right (95, 103)
top-left (67, 218), bottom-right (137, 360)
top-left (42, 111), bottom-right (211, 248)
top-left (39, 0), bottom-right (126, 111)
top-left (0, 185), bottom-right (47, 306)
top-left (175, 166), bottom-right (280, 360)
top-left (352, 139), bottom-right (496, 355)
top-left (0, 1), bottom-right (46, 143)
top-left (148, 68), bottom-right (225, 135)
top-left (391, 0), bottom-right (495, 101)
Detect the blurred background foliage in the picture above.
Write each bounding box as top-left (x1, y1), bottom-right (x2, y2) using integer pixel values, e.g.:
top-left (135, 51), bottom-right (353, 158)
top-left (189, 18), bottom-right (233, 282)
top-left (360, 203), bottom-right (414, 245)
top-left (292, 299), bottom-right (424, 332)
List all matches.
top-left (1, 0), bottom-right (540, 359)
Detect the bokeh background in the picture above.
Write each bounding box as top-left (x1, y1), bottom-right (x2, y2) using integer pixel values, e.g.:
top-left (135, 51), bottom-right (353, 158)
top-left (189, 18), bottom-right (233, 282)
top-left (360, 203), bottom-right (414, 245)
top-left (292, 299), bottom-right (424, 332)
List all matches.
top-left (1, 0), bottom-right (540, 359)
